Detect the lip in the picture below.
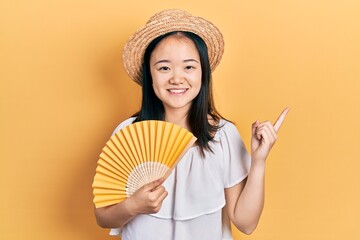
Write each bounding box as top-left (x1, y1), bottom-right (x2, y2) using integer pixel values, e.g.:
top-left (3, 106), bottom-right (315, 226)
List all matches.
top-left (167, 88), bottom-right (188, 95)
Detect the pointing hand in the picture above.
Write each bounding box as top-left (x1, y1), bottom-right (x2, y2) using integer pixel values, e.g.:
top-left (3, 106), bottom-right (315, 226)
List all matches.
top-left (251, 107), bottom-right (290, 161)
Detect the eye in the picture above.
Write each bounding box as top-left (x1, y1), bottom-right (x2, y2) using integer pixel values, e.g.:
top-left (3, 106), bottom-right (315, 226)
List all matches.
top-left (185, 66), bottom-right (195, 70)
top-left (159, 66), bottom-right (170, 71)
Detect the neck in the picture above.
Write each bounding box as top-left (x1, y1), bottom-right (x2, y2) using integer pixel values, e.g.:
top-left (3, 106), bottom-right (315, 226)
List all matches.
top-left (164, 108), bottom-right (190, 130)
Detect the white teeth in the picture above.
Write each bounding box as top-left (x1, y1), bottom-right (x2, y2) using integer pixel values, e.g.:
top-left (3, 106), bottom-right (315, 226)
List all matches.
top-left (169, 89), bottom-right (186, 93)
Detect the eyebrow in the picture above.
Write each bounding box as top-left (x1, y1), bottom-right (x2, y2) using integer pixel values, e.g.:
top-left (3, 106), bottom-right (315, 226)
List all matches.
top-left (153, 59), bottom-right (199, 66)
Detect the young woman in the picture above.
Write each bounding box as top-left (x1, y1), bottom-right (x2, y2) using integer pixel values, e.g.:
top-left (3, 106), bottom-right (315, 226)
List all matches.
top-left (95, 9), bottom-right (289, 240)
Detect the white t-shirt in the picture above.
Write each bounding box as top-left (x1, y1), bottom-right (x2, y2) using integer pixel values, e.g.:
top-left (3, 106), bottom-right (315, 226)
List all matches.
top-left (109, 117), bottom-right (251, 240)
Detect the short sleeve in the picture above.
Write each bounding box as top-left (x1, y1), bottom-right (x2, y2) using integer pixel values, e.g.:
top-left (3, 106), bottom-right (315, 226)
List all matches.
top-left (111, 117), bottom-right (136, 136)
top-left (219, 121), bottom-right (251, 188)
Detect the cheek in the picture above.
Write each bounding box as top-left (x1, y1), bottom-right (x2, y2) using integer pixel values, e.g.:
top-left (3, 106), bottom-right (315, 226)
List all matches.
top-left (194, 72), bottom-right (202, 92)
top-left (150, 71), bottom-right (160, 91)
top-left (152, 82), bottom-right (160, 96)
top-left (150, 69), bottom-right (165, 86)
top-left (151, 78), bottom-right (165, 99)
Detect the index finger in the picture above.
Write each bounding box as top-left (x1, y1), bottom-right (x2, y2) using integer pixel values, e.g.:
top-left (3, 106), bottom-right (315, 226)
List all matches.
top-left (273, 107), bottom-right (290, 132)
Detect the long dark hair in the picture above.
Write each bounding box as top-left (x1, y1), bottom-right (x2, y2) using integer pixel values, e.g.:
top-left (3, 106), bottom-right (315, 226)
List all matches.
top-left (133, 31), bottom-right (226, 156)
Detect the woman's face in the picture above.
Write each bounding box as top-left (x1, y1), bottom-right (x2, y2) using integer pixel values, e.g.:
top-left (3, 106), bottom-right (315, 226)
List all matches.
top-left (149, 35), bottom-right (202, 115)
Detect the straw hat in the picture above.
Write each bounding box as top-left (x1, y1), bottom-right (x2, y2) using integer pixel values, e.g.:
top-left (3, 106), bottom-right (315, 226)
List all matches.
top-left (122, 9), bottom-right (225, 85)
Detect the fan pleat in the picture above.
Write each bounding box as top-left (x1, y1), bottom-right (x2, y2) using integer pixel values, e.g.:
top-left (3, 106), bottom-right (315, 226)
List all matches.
top-left (148, 121), bottom-right (156, 183)
top-left (154, 121), bottom-right (163, 178)
top-left (137, 121), bottom-right (151, 183)
top-left (92, 177), bottom-right (125, 190)
top-left (163, 125), bottom-right (180, 166)
top-left (165, 128), bottom-right (185, 166)
top-left (101, 145), bottom-right (123, 170)
top-left (93, 188), bottom-right (127, 195)
top-left (95, 200), bottom-right (122, 208)
top-left (106, 138), bottom-right (132, 174)
top-left (149, 121), bottom-right (156, 163)
top-left (167, 130), bottom-right (192, 167)
top-left (96, 162), bottom-right (121, 181)
top-left (127, 125), bottom-right (143, 167)
top-left (96, 162), bottom-right (128, 186)
top-left (142, 121), bottom-right (151, 161)
top-left (104, 140), bottom-right (131, 177)
top-left (128, 124), bottom-right (147, 182)
top-left (134, 123), bottom-right (146, 164)
top-left (114, 132), bottom-right (137, 173)
top-left (94, 172), bottom-right (126, 186)
top-left (120, 129), bottom-right (140, 168)
top-left (94, 196), bottom-right (126, 208)
top-left (158, 122), bottom-right (169, 165)
top-left (137, 121), bottom-right (147, 183)
top-left (99, 151), bottom-right (131, 177)
top-left (153, 121), bottom-right (161, 165)
top-left (99, 150), bottom-right (124, 176)
top-left (93, 120), bottom-right (197, 208)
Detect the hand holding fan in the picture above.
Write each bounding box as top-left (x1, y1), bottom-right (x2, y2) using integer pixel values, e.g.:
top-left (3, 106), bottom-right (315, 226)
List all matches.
top-left (92, 120), bottom-right (197, 208)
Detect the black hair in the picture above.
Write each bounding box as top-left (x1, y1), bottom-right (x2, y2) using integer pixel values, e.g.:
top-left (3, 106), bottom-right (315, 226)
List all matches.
top-left (132, 31), bottom-right (226, 157)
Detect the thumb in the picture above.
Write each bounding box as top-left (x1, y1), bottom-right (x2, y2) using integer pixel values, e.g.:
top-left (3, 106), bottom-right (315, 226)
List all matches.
top-left (142, 177), bottom-right (165, 192)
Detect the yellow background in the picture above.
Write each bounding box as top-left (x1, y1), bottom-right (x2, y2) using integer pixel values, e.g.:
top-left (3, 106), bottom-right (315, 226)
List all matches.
top-left (1, 0), bottom-right (359, 239)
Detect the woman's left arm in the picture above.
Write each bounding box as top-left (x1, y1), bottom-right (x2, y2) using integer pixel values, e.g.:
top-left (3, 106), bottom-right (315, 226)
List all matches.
top-left (225, 107), bottom-right (289, 235)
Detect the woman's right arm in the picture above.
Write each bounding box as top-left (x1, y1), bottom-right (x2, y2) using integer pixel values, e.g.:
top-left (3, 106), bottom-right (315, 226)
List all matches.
top-left (95, 178), bottom-right (168, 228)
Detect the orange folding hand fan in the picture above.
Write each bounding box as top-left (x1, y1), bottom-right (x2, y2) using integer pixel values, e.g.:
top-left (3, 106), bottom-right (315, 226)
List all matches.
top-left (92, 120), bottom-right (197, 208)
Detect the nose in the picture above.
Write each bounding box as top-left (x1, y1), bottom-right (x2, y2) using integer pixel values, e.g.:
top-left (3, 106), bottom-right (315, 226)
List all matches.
top-left (169, 69), bottom-right (184, 85)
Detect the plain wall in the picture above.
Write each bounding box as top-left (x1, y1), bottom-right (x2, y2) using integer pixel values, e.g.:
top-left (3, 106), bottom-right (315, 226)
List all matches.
top-left (1, 0), bottom-right (359, 239)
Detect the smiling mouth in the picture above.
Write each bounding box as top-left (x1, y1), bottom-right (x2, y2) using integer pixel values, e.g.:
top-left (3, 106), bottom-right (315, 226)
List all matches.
top-left (167, 88), bottom-right (188, 94)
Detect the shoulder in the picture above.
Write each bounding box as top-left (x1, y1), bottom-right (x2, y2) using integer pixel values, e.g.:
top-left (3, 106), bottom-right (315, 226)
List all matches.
top-left (111, 117), bottom-right (137, 135)
top-left (207, 115), bottom-right (238, 137)
top-left (214, 119), bottom-right (246, 143)
top-left (218, 119), bottom-right (238, 134)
